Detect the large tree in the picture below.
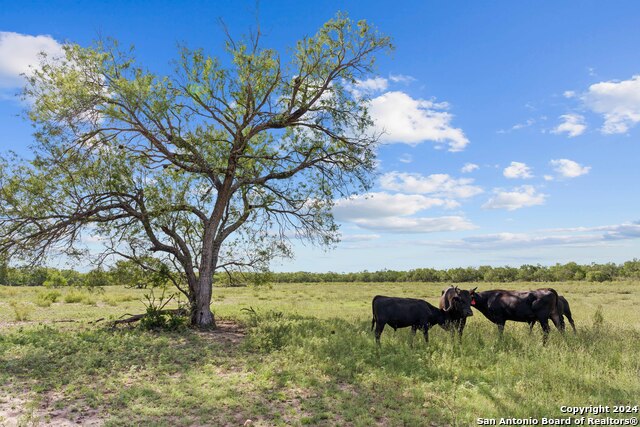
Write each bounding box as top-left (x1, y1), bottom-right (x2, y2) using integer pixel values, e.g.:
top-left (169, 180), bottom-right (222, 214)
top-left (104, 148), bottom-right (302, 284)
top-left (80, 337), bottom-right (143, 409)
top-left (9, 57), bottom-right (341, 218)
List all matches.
top-left (0, 14), bottom-right (391, 327)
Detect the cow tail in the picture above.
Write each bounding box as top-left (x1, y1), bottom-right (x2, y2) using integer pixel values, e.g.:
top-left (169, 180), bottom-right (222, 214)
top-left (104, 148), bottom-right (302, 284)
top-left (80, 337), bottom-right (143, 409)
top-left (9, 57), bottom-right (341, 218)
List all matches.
top-left (548, 288), bottom-right (560, 316)
top-left (549, 288), bottom-right (565, 330)
top-left (371, 296), bottom-right (378, 331)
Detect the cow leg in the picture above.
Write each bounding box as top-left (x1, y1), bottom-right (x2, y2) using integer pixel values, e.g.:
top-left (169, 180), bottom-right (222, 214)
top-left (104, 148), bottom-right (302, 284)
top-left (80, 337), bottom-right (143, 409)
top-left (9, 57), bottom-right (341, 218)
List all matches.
top-left (457, 318), bottom-right (466, 341)
top-left (375, 322), bottom-right (385, 345)
top-left (410, 325), bottom-right (418, 347)
top-left (566, 315), bottom-right (576, 333)
top-left (528, 321), bottom-right (535, 334)
top-left (564, 310), bottom-right (577, 333)
top-left (550, 311), bottom-right (565, 333)
top-left (448, 320), bottom-right (456, 339)
top-left (497, 322), bottom-right (505, 339)
top-left (422, 325), bottom-right (429, 343)
top-left (539, 319), bottom-right (551, 345)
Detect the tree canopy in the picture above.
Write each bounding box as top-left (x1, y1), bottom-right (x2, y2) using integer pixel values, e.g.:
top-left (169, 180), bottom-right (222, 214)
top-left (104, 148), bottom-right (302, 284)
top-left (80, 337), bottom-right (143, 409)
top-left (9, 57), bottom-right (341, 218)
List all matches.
top-left (0, 14), bottom-right (392, 326)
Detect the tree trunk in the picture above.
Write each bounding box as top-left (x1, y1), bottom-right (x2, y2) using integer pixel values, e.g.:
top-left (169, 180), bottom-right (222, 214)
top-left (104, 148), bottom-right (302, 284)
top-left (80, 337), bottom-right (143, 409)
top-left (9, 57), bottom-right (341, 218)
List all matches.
top-left (190, 274), bottom-right (216, 328)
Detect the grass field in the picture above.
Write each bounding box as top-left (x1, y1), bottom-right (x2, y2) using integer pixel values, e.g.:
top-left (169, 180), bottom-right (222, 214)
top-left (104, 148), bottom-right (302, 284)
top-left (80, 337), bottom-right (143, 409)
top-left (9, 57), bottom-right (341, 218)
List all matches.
top-left (1, 281), bottom-right (639, 426)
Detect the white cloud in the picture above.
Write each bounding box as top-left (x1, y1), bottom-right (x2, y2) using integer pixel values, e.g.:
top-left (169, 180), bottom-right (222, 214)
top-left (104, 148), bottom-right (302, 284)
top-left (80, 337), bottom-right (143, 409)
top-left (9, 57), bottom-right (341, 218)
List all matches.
top-left (497, 118), bottom-right (535, 134)
top-left (503, 161), bottom-right (534, 179)
top-left (582, 75), bottom-right (640, 134)
top-left (545, 221), bottom-right (640, 240)
top-left (461, 163), bottom-right (479, 173)
top-left (552, 113), bottom-right (586, 137)
top-left (434, 220), bottom-right (640, 250)
top-left (398, 153), bottom-right (413, 163)
top-left (482, 185), bottom-right (546, 211)
top-left (333, 192), bottom-right (459, 222)
top-left (389, 74), bottom-right (415, 84)
top-left (0, 31), bottom-right (63, 88)
top-left (380, 172), bottom-right (483, 199)
top-left (333, 192), bottom-right (476, 234)
top-left (550, 159), bottom-right (591, 178)
top-left (339, 233), bottom-right (381, 242)
top-left (347, 77), bottom-right (388, 98)
top-left (368, 91), bottom-right (469, 151)
top-left (543, 175), bottom-right (554, 181)
top-left (512, 118), bottom-right (535, 130)
top-left (563, 91), bottom-right (576, 98)
top-left (352, 216), bottom-right (477, 233)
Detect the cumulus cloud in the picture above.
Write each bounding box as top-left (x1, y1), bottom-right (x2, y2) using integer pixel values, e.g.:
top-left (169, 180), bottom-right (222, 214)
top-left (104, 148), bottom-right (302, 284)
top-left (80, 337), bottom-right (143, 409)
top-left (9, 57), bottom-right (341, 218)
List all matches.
top-left (380, 172), bottom-right (483, 199)
top-left (333, 192), bottom-right (459, 221)
top-left (368, 91), bottom-right (469, 151)
top-left (550, 159), bottom-right (591, 178)
top-left (461, 163), bottom-right (479, 173)
top-left (503, 161), bottom-right (534, 179)
top-left (333, 192), bottom-right (476, 234)
top-left (347, 77), bottom-right (389, 98)
top-left (552, 113), bottom-right (586, 137)
top-left (0, 31), bottom-right (63, 88)
top-left (582, 75), bottom-right (640, 134)
top-left (482, 185), bottom-right (546, 211)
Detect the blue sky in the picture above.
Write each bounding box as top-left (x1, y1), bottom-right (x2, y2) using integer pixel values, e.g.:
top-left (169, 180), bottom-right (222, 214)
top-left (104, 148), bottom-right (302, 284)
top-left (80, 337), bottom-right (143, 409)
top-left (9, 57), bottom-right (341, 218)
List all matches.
top-left (1, 1), bottom-right (639, 272)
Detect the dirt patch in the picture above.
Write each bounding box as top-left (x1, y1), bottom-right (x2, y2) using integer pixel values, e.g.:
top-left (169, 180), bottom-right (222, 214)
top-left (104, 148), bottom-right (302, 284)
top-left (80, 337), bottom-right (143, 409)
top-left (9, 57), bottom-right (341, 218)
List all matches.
top-left (0, 391), bottom-right (104, 426)
top-left (195, 319), bottom-right (246, 346)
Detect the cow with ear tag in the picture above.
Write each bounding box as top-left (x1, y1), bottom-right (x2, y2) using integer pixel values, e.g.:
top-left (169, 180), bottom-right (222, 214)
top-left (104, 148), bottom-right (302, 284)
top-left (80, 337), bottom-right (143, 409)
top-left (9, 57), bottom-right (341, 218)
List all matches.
top-left (439, 286), bottom-right (474, 340)
top-left (469, 287), bottom-right (564, 345)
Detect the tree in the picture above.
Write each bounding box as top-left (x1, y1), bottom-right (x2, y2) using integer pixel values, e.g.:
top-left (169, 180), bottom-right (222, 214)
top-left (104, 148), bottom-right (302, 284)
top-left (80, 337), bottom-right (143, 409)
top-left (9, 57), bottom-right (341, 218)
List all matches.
top-left (0, 256), bottom-right (7, 285)
top-left (0, 14), bottom-right (392, 327)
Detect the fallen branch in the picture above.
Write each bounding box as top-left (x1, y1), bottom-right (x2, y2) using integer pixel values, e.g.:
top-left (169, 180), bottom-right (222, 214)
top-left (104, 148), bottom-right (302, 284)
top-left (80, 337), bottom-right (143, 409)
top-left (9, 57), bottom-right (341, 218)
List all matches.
top-left (109, 308), bottom-right (187, 327)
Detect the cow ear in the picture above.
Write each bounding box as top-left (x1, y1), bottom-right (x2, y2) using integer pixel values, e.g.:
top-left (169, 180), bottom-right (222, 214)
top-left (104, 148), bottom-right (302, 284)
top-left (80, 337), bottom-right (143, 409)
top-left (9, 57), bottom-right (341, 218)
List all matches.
top-left (455, 286), bottom-right (459, 292)
top-left (471, 287), bottom-right (478, 294)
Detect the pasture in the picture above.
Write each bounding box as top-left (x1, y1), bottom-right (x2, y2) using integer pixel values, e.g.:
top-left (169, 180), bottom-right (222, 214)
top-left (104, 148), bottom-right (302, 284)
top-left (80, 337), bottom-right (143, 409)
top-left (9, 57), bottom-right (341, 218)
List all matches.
top-left (1, 281), bottom-right (639, 426)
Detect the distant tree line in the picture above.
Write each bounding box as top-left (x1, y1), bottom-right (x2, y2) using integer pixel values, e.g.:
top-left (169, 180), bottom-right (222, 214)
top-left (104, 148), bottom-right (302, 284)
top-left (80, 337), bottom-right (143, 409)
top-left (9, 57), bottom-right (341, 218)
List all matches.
top-left (1, 259), bottom-right (640, 287)
top-left (0, 259), bottom-right (172, 288)
top-left (251, 260), bottom-right (640, 284)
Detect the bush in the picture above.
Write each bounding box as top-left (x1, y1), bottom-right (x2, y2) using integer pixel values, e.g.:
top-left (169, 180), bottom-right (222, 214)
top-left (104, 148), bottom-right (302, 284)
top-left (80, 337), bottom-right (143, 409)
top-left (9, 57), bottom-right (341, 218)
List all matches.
top-left (64, 291), bottom-right (85, 303)
top-left (9, 301), bottom-right (31, 321)
top-left (586, 270), bottom-right (610, 282)
top-left (138, 290), bottom-right (187, 331)
top-left (35, 290), bottom-right (62, 307)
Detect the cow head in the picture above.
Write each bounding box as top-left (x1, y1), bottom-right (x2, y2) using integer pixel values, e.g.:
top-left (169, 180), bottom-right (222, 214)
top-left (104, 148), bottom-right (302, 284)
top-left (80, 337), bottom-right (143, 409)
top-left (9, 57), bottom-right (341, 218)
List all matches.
top-left (469, 287), bottom-right (479, 307)
top-left (442, 286), bottom-right (473, 317)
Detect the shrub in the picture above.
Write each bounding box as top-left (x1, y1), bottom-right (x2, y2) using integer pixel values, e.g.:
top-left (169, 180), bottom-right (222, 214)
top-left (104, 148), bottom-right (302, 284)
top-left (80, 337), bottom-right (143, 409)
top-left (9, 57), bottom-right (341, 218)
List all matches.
top-left (9, 301), bottom-right (31, 321)
top-left (64, 291), bottom-right (85, 303)
top-left (35, 290), bottom-right (62, 307)
top-left (138, 290), bottom-right (187, 331)
top-left (586, 270), bottom-right (610, 282)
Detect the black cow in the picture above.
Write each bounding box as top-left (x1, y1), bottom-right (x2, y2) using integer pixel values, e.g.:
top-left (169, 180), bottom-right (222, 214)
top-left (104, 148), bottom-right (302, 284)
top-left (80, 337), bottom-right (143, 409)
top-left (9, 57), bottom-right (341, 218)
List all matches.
top-left (469, 287), bottom-right (565, 344)
top-left (371, 295), bottom-right (450, 344)
top-left (439, 286), bottom-right (474, 339)
top-left (529, 295), bottom-right (576, 333)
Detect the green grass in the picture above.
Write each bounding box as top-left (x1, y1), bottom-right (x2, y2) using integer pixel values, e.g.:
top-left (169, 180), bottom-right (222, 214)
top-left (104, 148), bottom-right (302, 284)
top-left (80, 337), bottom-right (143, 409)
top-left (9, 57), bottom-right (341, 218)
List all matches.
top-left (0, 282), bottom-right (639, 426)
